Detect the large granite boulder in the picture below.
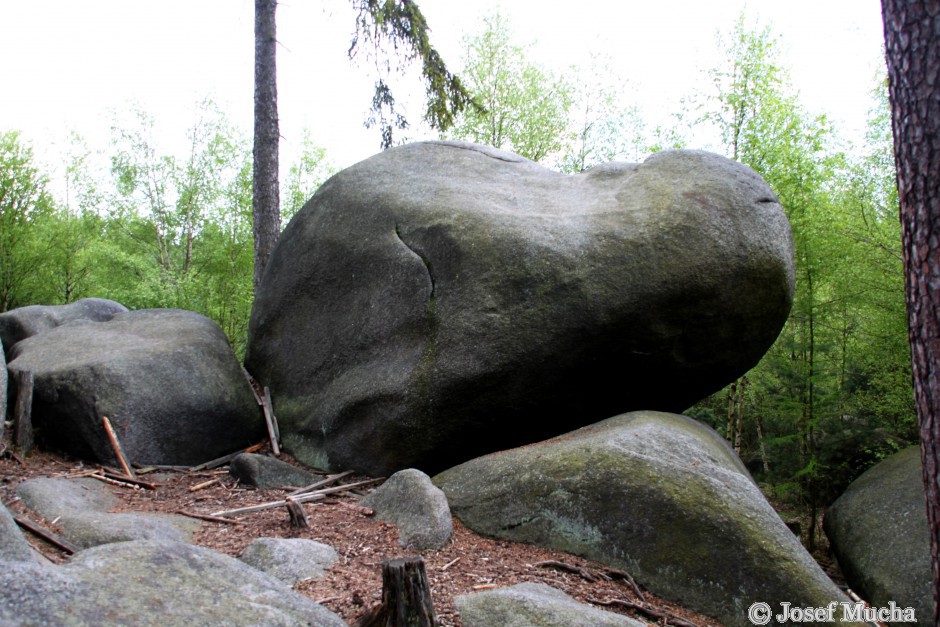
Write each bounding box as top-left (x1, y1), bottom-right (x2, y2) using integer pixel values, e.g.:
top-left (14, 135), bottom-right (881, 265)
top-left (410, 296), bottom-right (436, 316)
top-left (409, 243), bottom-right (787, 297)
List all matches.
top-left (0, 298), bottom-right (127, 353)
top-left (0, 540), bottom-right (346, 626)
top-left (245, 141), bottom-right (795, 475)
top-left (455, 582), bottom-right (644, 627)
top-left (360, 468), bottom-right (453, 549)
top-left (0, 341), bottom-right (6, 430)
top-left (0, 503), bottom-right (37, 564)
top-left (16, 477), bottom-right (200, 550)
top-left (824, 446), bottom-right (932, 625)
top-left (229, 452), bottom-right (321, 488)
top-left (6, 309), bottom-right (263, 466)
top-left (434, 411), bottom-right (851, 627)
top-left (239, 537), bottom-right (339, 584)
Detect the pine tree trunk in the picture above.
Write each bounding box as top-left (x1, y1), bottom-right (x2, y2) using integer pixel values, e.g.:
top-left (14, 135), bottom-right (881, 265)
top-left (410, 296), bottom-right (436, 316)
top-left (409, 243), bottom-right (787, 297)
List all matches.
top-left (881, 1), bottom-right (940, 622)
top-left (253, 0), bottom-right (280, 292)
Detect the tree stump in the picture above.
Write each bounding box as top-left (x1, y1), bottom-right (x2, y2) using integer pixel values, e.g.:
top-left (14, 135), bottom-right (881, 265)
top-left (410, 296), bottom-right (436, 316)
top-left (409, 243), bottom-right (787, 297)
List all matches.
top-left (13, 371), bottom-right (34, 453)
top-left (285, 496), bottom-right (309, 528)
top-left (354, 556), bottom-right (436, 627)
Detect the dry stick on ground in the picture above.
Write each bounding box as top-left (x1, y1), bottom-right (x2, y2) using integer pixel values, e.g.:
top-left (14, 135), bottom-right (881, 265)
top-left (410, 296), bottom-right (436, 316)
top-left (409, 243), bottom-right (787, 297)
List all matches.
top-left (101, 416), bottom-right (136, 479)
top-left (13, 515), bottom-right (78, 555)
top-left (590, 597), bottom-right (699, 627)
top-left (288, 470), bottom-right (355, 497)
top-left (241, 366), bottom-right (265, 406)
top-left (190, 442), bottom-right (266, 472)
top-left (94, 468), bottom-right (157, 490)
top-left (261, 386), bottom-right (280, 456)
top-left (175, 510), bottom-right (243, 525)
top-left (209, 478), bottom-right (385, 518)
top-left (354, 556), bottom-right (437, 627)
top-left (13, 371), bottom-right (34, 453)
top-left (189, 478), bottom-right (222, 492)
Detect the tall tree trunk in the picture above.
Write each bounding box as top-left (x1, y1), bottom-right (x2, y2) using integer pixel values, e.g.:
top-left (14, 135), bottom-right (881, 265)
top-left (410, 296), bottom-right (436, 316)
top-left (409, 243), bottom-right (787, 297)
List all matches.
top-left (726, 379), bottom-right (738, 443)
top-left (882, 1), bottom-right (940, 622)
top-left (253, 0), bottom-right (280, 292)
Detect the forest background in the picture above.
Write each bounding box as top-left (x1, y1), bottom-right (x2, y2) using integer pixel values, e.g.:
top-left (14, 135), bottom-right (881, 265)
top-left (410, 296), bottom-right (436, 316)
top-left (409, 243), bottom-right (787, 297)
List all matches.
top-left (0, 4), bottom-right (908, 551)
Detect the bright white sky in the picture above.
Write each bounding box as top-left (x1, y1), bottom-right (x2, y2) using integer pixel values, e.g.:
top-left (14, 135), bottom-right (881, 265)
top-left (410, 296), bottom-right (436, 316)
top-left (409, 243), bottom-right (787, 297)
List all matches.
top-left (0, 0), bottom-right (886, 176)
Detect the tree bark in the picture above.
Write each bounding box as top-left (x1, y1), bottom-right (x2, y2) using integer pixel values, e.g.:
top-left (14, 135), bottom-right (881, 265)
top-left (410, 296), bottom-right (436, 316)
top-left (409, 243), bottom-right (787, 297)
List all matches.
top-left (355, 557), bottom-right (437, 627)
top-left (881, 1), bottom-right (940, 622)
top-left (253, 0), bottom-right (280, 292)
top-left (13, 370), bottom-right (34, 453)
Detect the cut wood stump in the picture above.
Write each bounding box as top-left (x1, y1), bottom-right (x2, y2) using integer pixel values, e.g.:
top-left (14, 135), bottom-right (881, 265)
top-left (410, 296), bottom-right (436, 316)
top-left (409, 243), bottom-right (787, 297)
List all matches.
top-left (13, 371), bottom-right (34, 453)
top-left (285, 496), bottom-right (310, 528)
top-left (354, 556), bottom-right (436, 627)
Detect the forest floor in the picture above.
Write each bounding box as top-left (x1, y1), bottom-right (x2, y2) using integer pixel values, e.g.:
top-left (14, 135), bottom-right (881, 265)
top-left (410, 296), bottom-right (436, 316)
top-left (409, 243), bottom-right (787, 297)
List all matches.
top-left (0, 446), bottom-right (843, 626)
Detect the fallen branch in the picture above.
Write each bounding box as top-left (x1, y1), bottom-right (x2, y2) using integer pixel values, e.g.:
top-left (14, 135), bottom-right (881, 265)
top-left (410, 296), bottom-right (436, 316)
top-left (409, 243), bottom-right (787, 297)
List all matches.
top-left (190, 442), bottom-right (265, 472)
top-left (96, 469), bottom-right (157, 490)
top-left (133, 464), bottom-right (191, 474)
top-left (89, 472), bottom-right (146, 491)
top-left (101, 416), bottom-right (136, 479)
top-left (590, 597), bottom-right (698, 627)
top-left (210, 477), bottom-right (384, 518)
top-left (440, 557), bottom-right (461, 571)
top-left (261, 386), bottom-right (280, 456)
top-left (471, 583), bottom-right (498, 591)
top-left (13, 515), bottom-right (78, 555)
top-left (175, 509), bottom-right (243, 525)
top-left (189, 478), bottom-right (222, 492)
top-left (288, 470), bottom-right (354, 497)
top-left (241, 366), bottom-right (264, 406)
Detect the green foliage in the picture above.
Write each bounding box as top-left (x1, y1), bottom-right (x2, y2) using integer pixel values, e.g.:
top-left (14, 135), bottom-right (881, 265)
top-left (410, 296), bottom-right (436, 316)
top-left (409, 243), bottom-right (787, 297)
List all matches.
top-left (283, 131), bottom-right (336, 223)
top-left (0, 131), bottom-right (55, 311)
top-left (349, 0), bottom-right (479, 149)
top-left (560, 53), bottom-right (648, 173)
top-left (446, 13), bottom-right (572, 163)
top-left (690, 14), bottom-right (912, 543)
top-left (0, 101), bottom-right (337, 356)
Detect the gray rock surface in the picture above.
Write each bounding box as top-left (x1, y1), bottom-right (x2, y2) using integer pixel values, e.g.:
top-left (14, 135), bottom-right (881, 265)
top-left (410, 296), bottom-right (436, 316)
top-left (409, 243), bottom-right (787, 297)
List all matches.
top-left (0, 341), bottom-right (6, 440)
top-left (0, 298), bottom-right (127, 353)
top-left (434, 410), bottom-right (850, 627)
top-left (0, 540), bottom-right (346, 626)
top-left (229, 452), bottom-right (320, 488)
top-left (239, 537), bottom-right (339, 584)
top-left (361, 468), bottom-right (452, 549)
top-left (16, 477), bottom-right (199, 549)
top-left (455, 582), bottom-right (644, 627)
top-left (245, 142), bottom-right (795, 475)
top-left (0, 503), bottom-right (37, 563)
top-left (16, 477), bottom-right (117, 516)
top-left (6, 308), bottom-right (263, 466)
top-left (824, 446), bottom-right (932, 626)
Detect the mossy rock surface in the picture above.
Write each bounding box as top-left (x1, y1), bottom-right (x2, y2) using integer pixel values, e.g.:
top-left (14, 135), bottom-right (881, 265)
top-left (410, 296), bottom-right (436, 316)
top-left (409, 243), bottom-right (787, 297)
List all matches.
top-left (0, 540), bottom-right (345, 626)
top-left (7, 309), bottom-right (263, 466)
top-left (435, 410), bottom-right (850, 626)
top-left (246, 141), bottom-right (794, 476)
top-left (824, 446), bottom-right (932, 626)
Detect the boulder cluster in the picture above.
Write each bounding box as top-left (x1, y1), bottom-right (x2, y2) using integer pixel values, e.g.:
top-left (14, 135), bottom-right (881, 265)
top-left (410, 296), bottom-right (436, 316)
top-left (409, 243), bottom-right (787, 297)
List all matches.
top-left (2, 142), bottom-right (924, 624)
